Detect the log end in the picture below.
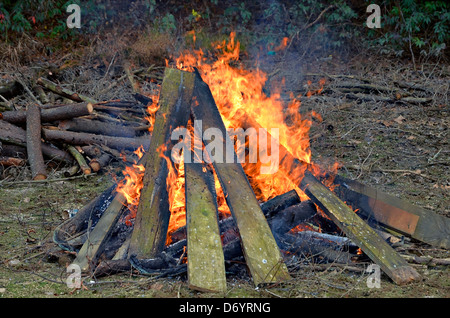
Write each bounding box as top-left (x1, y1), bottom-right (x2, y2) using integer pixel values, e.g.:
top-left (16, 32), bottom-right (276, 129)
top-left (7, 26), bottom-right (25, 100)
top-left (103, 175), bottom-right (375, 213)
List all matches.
top-left (86, 103), bottom-right (94, 113)
top-left (390, 265), bottom-right (422, 285)
top-left (33, 173), bottom-right (48, 181)
top-left (89, 161), bottom-right (101, 172)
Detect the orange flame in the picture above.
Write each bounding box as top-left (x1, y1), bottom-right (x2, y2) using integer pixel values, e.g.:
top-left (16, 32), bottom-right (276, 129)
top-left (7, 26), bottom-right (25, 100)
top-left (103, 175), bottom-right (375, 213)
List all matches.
top-left (174, 32), bottom-right (336, 203)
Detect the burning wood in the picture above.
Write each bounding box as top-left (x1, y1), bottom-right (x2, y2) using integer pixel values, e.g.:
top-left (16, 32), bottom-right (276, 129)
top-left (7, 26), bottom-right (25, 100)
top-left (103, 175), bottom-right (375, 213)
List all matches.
top-left (44, 34), bottom-right (447, 293)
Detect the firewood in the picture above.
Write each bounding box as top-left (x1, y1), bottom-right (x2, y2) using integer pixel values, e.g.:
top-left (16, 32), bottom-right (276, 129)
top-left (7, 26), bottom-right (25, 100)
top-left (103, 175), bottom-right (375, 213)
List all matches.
top-left (0, 156), bottom-right (26, 167)
top-left (170, 189), bottom-right (302, 243)
top-left (80, 145), bottom-right (102, 158)
top-left (93, 104), bottom-right (145, 115)
top-left (89, 153), bottom-right (112, 172)
top-left (72, 151), bottom-right (149, 271)
top-left (0, 80), bottom-right (22, 98)
top-left (37, 77), bottom-right (98, 104)
top-left (26, 104), bottom-right (47, 180)
top-left (332, 175), bottom-right (450, 249)
top-left (42, 128), bottom-right (151, 151)
top-left (64, 165), bottom-right (80, 177)
top-left (129, 68), bottom-right (195, 259)
top-left (234, 108), bottom-right (421, 285)
top-left (1, 102), bottom-right (94, 124)
top-left (65, 144), bottom-right (91, 175)
top-left (300, 171), bottom-right (421, 285)
top-left (190, 70), bottom-right (291, 286)
top-left (72, 191), bottom-right (127, 272)
top-left (58, 118), bottom-right (137, 138)
top-left (185, 156), bottom-right (226, 293)
top-left (0, 144), bottom-right (27, 158)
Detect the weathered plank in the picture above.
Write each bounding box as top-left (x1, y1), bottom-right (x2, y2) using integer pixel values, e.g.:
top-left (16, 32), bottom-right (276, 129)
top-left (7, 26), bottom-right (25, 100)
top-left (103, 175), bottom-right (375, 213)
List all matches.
top-left (332, 175), bottom-right (450, 249)
top-left (190, 71), bottom-right (291, 286)
top-left (128, 68), bottom-right (196, 259)
top-left (300, 171), bottom-right (421, 285)
top-left (185, 159), bottom-right (226, 293)
top-left (72, 192), bottom-right (126, 272)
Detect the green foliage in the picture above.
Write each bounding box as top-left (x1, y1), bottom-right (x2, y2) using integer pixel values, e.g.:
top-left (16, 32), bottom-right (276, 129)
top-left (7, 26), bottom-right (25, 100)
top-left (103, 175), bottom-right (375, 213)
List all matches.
top-left (0, 0), bottom-right (79, 41)
top-left (367, 0), bottom-right (449, 58)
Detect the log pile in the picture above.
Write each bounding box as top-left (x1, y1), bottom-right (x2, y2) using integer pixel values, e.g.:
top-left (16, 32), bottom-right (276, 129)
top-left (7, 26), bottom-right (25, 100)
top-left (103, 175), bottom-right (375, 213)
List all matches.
top-left (0, 76), bottom-right (154, 181)
top-left (50, 68), bottom-right (449, 293)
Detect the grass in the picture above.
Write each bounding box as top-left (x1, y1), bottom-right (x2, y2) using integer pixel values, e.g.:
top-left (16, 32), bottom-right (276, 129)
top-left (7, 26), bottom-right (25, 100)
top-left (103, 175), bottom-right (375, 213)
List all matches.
top-left (0, 173), bottom-right (448, 298)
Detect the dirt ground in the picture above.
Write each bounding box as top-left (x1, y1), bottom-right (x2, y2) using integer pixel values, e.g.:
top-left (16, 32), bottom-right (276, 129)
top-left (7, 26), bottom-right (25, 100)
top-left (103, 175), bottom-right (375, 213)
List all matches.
top-left (0, 29), bottom-right (449, 299)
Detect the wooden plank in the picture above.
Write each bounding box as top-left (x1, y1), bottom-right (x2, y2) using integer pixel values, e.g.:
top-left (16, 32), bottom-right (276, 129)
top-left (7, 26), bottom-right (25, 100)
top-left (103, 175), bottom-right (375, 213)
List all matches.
top-left (300, 171), bottom-right (421, 285)
top-left (72, 192), bottom-right (126, 272)
top-left (332, 175), bottom-right (450, 249)
top-left (185, 158), bottom-right (227, 293)
top-left (190, 72), bottom-right (290, 286)
top-left (128, 68), bottom-right (196, 259)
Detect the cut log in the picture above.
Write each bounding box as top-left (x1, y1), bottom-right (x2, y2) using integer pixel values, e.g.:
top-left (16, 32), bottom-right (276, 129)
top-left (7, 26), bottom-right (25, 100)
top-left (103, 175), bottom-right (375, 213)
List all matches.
top-left (332, 175), bottom-right (450, 249)
top-left (89, 153), bottom-right (112, 172)
top-left (190, 70), bottom-right (291, 286)
top-left (65, 145), bottom-right (91, 175)
top-left (26, 104), bottom-right (47, 180)
top-left (128, 68), bottom-right (196, 259)
top-left (37, 77), bottom-right (98, 104)
top-left (59, 118), bottom-right (137, 138)
top-left (300, 171), bottom-right (421, 285)
top-left (42, 129), bottom-right (150, 151)
top-left (0, 156), bottom-right (26, 167)
top-left (1, 103), bottom-right (94, 124)
top-left (185, 157), bottom-right (227, 293)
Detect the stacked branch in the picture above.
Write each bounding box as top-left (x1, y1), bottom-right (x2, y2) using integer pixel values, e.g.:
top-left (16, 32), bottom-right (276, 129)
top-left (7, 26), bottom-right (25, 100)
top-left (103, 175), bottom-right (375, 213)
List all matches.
top-left (0, 76), bottom-right (155, 180)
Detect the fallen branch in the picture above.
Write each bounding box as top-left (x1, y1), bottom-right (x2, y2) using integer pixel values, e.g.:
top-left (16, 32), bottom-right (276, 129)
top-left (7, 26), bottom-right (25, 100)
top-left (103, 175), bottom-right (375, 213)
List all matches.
top-left (0, 120), bottom-right (73, 163)
top-left (37, 77), bottom-right (98, 104)
top-left (58, 118), bottom-right (137, 138)
top-left (1, 103), bottom-right (94, 124)
top-left (0, 156), bottom-right (26, 167)
top-left (42, 128), bottom-right (151, 151)
top-left (65, 144), bottom-right (91, 175)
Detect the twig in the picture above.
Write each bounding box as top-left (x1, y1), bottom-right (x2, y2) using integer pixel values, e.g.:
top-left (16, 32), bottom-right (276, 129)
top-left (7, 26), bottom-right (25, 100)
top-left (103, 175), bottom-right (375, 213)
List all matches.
top-left (0, 173), bottom-right (97, 186)
top-left (303, 5), bottom-right (335, 30)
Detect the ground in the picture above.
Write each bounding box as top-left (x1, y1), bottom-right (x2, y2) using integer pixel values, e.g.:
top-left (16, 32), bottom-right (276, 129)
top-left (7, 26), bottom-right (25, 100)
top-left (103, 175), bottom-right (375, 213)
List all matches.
top-left (0, 26), bottom-right (449, 298)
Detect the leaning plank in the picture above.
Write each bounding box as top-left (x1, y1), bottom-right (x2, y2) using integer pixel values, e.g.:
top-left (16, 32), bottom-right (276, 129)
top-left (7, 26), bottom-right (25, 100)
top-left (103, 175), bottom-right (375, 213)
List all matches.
top-left (72, 191), bottom-right (126, 272)
top-left (1, 103), bottom-right (93, 124)
top-left (128, 68), bottom-right (195, 259)
top-left (42, 129), bottom-right (150, 151)
top-left (185, 158), bottom-right (227, 293)
top-left (332, 175), bottom-right (450, 249)
top-left (300, 171), bottom-right (421, 285)
top-left (190, 71), bottom-right (291, 286)
top-left (26, 104), bottom-right (47, 180)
